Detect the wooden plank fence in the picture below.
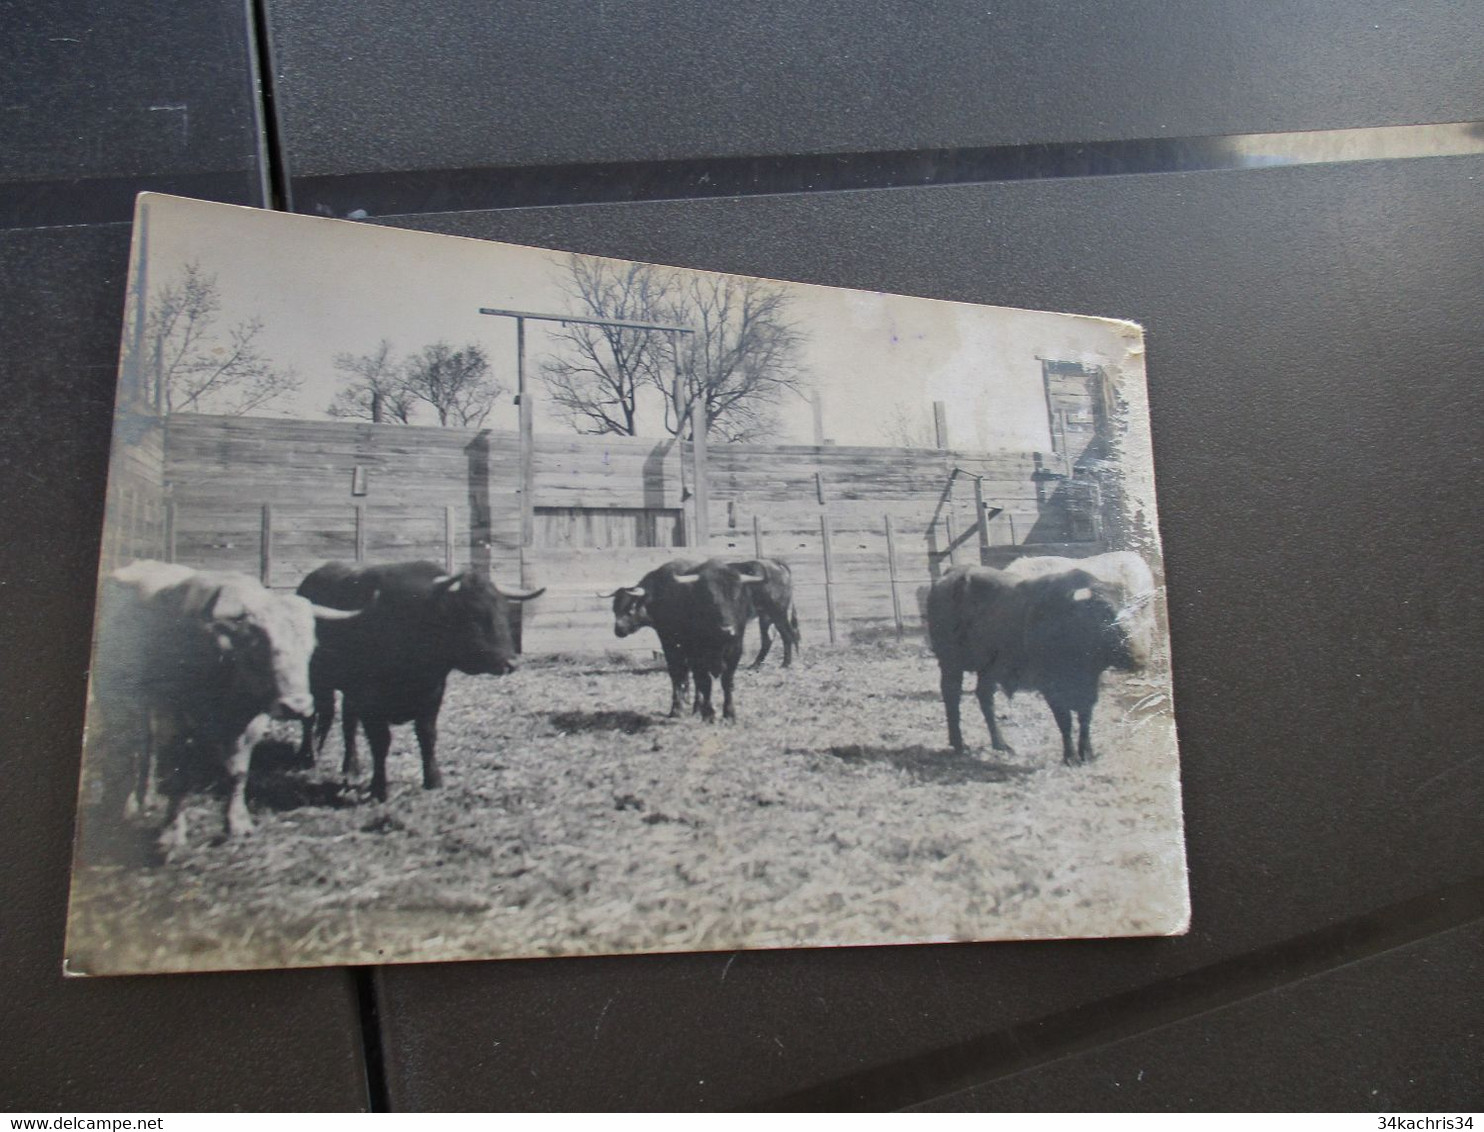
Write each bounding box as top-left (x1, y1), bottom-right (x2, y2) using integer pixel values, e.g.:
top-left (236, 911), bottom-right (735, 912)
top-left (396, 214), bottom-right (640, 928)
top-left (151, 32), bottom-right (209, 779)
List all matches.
top-left (99, 415), bottom-right (168, 574)
top-left (143, 413), bottom-right (1110, 654)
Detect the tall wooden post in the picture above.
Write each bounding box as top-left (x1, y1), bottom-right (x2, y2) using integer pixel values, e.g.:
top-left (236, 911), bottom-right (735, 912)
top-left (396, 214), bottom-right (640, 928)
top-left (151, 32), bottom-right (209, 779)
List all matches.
top-left (945, 510), bottom-right (960, 566)
top-left (125, 487), bottom-right (139, 563)
top-left (972, 475), bottom-right (992, 564)
top-left (260, 504), bottom-right (274, 586)
top-left (444, 505), bottom-right (456, 573)
top-left (127, 200), bottom-right (150, 411)
top-left (820, 514), bottom-right (838, 645)
top-left (885, 513), bottom-right (903, 640)
top-left (354, 504), bottom-right (367, 563)
top-left (690, 401), bottom-right (710, 551)
top-left (752, 514), bottom-right (763, 558)
top-left (933, 400), bottom-right (949, 449)
top-left (164, 499), bottom-right (177, 563)
top-left (517, 316), bottom-right (535, 582)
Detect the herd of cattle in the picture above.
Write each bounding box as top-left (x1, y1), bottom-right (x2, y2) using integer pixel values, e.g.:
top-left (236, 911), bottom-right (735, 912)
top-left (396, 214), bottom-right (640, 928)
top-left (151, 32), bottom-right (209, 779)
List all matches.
top-left (87, 549), bottom-right (1156, 851)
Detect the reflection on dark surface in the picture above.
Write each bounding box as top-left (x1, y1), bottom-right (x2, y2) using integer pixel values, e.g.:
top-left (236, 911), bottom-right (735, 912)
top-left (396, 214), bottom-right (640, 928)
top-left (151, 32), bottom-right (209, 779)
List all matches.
top-left (288, 121), bottom-right (1484, 221)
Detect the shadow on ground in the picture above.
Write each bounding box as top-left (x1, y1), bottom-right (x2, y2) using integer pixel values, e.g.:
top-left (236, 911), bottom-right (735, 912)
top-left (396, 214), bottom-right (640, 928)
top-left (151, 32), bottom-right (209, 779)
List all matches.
top-left (890, 689), bottom-right (943, 703)
top-left (550, 710), bottom-right (653, 735)
top-left (249, 740), bottom-right (361, 811)
top-left (819, 743), bottom-right (1033, 786)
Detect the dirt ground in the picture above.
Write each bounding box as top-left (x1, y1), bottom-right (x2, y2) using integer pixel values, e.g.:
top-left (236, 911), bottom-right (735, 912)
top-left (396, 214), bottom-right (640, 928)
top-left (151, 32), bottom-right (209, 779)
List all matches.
top-left (65, 640), bottom-right (1189, 975)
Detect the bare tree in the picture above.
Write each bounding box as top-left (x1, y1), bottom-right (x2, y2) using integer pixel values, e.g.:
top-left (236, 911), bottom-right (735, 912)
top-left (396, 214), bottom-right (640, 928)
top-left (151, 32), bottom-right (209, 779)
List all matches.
top-left (402, 341), bottom-right (506, 427)
top-left (326, 339), bottom-right (414, 423)
top-left (540, 256), bottom-right (672, 436)
top-left (654, 273), bottom-right (808, 442)
top-left (147, 262), bottom-right (300, 415)
top-left (878, 400), bottom-right (937, 448)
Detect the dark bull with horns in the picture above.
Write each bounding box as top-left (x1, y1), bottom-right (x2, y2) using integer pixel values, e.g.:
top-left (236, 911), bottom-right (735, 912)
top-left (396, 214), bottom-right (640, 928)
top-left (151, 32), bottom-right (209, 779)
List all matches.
top-left (297, 560), bottom-right (544, 801)
top-left (602, 558), bottom-right (768, 722)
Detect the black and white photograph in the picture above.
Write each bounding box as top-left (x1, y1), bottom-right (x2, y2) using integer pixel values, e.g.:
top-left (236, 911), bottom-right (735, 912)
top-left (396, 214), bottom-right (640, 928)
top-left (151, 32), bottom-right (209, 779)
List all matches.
top-left (65, 193), bottom-right (1188, 976)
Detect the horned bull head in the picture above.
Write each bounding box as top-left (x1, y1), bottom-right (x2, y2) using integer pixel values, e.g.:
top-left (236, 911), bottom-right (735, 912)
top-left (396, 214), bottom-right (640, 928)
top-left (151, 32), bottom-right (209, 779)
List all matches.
top-left (428, 572), bottom-right (545, 675)
top-left (202, 583), bottom-right (370, 721)
top-left (596, 585), bottom-right (647, 600)
top-left (601, 583), bottom-right (652, 638)
top-left (1069, 582), bottom-right (1147, 674)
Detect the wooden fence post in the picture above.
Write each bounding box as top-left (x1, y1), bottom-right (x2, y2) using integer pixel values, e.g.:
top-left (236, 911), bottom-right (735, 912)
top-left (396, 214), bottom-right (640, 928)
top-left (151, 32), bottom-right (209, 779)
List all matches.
top-left (354, 504), bottom-right (366, 563)
top-left (518, 320), bottom-right (535, 549)
top-left (945, 511), bottom-right (960, 566)
top-left (690, 405), bottom-right (710, 550)
top-left (260, 504), bottom-right (273, 586)
top-left (752, 514), bottom-right (763, 558)
top-left (973, 475), bottom-right (992, 564)
top-left (106, 491), bottom-right (119, 572)
top-left (933, 401), bottom-right (949, 449)
top-left (444, 505), bottom-right (456, 573)
top-left (820, 514), bottom-right (838, 645)
top-left (125, 487), bottom-right (139, 563)
top-left (164, 500), bottom-right (176, 563)
top-left (885, 513), bottom-right (903, 640)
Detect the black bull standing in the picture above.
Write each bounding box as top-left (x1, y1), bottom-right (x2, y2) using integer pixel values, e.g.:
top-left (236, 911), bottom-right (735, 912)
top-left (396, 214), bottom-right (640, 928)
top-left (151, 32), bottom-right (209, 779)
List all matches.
top-left (604, 558), bottom-right (776, 721)
top-left (927, 564), bottom-right (1146, 764)
top-left (297, 560), bottom-right (544, 801)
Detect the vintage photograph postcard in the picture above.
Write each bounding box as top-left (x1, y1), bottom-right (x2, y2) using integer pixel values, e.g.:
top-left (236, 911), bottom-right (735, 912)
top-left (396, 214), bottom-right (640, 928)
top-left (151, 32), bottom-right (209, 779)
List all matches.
top-left (65, 193), bottom-right (1188, 975)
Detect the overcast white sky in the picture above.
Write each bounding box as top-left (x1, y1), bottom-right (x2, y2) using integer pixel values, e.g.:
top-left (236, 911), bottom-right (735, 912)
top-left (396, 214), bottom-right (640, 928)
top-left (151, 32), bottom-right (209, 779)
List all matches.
top-left (129, 194), bottom-right (1139, 451)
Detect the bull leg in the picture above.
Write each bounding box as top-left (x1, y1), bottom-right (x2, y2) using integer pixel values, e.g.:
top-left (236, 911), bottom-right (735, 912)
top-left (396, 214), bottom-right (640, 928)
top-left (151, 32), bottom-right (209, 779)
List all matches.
top-left (157, 794), bottom-right (188, 855)
top-left (940, 666), bottom-right (966, 753)
top-left (138, 707), bottom-right (171, 814)
top-left (414, 715), bottom-right (442, 790)
top-left (780, 608), bottom-right (799, 667)
top-left (363, 717), bottom-right (393, 803)
top-left (120, 711), bottom-right (151, 818)
top-left (1076, 707), bottom-right (1095, 764)
top-left (299, 686), bottom-right (336, 767)
top-left (1050, 703), bottom-right (1078, 766)
top-left (721, 646), bottom-right (742, 721)
top-left (152, 718), bottom-right (193, 853)
top-left (975, 674), bottom-right (1016, 754)
top-left (223, 716), bottom-right (268, 838)
top-left (316, 696), bottom-right (336, 750)
top-left (660, 638), bottom-right (689, 717)
top-left (693, 666), bottom-right (716, 722)
top-left (341, 702), bottom-right (361, 778)
top-left (751, 614), bottom-right (773, 669)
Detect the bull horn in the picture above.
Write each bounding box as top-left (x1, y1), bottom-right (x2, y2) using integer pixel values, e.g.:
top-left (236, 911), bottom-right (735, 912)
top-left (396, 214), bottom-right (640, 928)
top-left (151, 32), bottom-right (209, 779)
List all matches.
top-left (493, 583), bottom-right (546, 601)
top-left (596, 588), bottom-right (620, 599)
top-left (204, 586), bottom-right (245, 620)
top-left (310, 604), bottom-right (363, 622)
top-left (672, 574), bottom-right (699, 586)
top-left (734, 572), bottom-right (765, 585)
top-left (1072, 587), bottom-right (1093, 602)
